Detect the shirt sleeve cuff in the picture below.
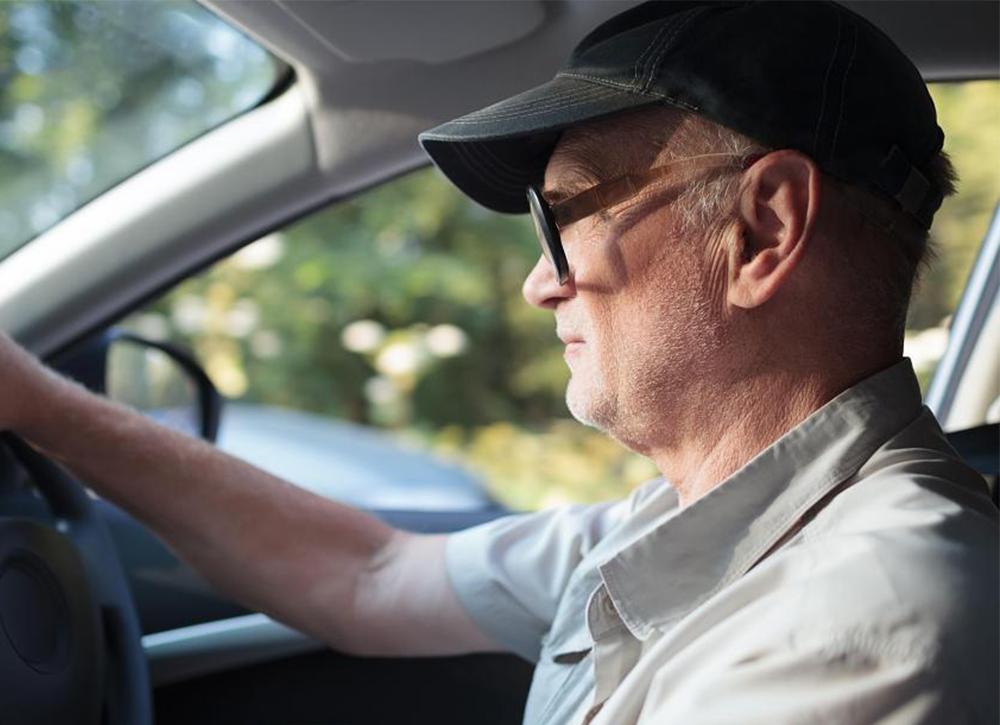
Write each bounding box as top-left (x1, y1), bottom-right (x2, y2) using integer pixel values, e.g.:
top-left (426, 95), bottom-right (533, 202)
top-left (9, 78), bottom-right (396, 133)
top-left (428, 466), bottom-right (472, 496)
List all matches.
top-left (445, 521), bottom-right (545, 663)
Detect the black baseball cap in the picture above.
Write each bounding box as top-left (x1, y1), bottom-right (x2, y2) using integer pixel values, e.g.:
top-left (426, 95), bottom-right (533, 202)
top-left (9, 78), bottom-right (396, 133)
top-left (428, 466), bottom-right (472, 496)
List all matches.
top-left (419, 1), bottom-right (945, 229)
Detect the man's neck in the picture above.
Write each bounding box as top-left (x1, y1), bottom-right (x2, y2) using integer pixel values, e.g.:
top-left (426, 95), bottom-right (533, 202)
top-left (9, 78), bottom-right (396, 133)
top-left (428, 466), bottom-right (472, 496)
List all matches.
top-left (648, 366), bottom-right (876, 508)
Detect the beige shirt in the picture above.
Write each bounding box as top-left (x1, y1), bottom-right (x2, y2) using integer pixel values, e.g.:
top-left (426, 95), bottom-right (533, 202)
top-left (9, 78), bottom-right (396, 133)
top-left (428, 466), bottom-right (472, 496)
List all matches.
top-left (446, 360), bottom-right (998, 724)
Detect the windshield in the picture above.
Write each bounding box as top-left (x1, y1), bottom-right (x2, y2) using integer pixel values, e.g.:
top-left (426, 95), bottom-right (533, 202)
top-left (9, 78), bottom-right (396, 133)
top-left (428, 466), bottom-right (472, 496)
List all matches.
top-left (0, 0), bottom-right (281, 259)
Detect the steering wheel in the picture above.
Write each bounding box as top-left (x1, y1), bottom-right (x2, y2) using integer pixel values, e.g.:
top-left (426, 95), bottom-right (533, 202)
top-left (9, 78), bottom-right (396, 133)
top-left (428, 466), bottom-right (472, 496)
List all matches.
top-left (0, 433), bottom-right (151, 724)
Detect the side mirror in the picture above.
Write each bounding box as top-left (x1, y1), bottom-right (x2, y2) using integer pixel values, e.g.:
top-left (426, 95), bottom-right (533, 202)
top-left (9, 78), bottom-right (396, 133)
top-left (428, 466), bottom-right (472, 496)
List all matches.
top-left (51, 329), bottom-right (222, 443)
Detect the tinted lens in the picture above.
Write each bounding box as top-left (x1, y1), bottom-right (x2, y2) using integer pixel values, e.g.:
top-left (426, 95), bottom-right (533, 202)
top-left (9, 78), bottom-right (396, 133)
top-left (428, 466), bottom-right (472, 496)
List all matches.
top-left (526, 186), bottom-right (568, 284)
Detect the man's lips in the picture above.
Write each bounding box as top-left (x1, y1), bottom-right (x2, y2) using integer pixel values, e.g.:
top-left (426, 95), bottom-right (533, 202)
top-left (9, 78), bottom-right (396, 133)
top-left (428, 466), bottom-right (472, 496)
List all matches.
top-left (559, 335), bottom-right (585, 357)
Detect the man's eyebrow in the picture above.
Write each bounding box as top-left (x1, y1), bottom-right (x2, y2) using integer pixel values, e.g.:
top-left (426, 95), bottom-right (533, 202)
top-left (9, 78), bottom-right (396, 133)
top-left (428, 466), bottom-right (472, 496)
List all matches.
top-left (542, 187), bottom-right (572, 204)
top-left (543, 175), bottom-right (600, 204)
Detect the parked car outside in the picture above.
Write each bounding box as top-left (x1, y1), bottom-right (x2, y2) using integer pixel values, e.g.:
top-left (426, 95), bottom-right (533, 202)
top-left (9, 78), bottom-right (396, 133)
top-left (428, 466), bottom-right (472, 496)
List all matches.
top-left (216, 402), bottom-right (495, 511)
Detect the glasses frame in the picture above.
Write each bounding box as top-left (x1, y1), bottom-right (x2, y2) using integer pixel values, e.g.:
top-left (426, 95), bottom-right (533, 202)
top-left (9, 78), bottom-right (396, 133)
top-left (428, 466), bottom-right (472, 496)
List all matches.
top-left (526, 152), bottom-right (762, 285)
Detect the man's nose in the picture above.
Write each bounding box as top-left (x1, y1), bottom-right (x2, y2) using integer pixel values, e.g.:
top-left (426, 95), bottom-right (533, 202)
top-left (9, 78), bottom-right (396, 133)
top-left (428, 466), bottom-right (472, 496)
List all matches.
top-left (522, 254), bottom-right (573, 309)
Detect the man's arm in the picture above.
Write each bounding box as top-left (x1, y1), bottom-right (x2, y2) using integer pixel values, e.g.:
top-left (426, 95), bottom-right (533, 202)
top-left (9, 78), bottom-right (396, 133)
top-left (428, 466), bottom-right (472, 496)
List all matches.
top-left (0, 333), bottom-right (498, 657)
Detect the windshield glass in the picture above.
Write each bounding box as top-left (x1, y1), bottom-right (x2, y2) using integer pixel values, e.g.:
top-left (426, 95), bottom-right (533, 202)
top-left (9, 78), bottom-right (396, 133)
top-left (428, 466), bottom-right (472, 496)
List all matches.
top-left (0, 0), bottom-right (280, 259)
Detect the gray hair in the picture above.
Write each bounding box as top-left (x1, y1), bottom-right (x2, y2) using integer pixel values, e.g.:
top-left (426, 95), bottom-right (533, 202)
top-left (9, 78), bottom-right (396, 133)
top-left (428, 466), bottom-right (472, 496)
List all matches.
top-left (630, 106), bottom-right (957, 340)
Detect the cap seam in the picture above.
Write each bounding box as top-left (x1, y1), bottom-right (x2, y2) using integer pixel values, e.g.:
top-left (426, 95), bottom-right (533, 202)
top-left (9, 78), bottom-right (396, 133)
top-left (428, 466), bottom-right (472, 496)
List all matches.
top-left (813, 9), bottom-right (844, 160)
top-left (829, 21), bottom-right (859, 161)
top-left (641, 7), bottom-right (707, 93)
top-left (631, 16), bottom-right (678, 90)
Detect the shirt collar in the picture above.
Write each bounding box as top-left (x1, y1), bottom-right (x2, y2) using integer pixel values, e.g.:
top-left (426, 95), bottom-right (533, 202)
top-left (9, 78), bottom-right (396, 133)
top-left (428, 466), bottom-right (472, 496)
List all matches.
top-left (598, 358), bottom-right (924, 640)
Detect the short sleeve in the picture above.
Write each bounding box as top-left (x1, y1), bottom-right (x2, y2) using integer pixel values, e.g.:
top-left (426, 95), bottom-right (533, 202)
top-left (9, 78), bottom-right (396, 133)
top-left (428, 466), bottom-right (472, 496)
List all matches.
top-left (445, 497), bottom-right (631, 662)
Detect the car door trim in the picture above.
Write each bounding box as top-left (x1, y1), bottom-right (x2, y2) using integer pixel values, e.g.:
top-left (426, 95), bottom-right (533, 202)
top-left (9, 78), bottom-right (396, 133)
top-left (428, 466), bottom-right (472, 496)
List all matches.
top-left (926, 203), bottom-right (1000, 425)
top-left (142, 613), bottom-right (323, 686)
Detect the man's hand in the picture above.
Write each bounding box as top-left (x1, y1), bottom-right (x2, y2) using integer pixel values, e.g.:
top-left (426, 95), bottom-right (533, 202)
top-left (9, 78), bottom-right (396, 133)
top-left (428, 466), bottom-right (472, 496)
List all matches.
top-left (0, 329), bottom-right (497, 657)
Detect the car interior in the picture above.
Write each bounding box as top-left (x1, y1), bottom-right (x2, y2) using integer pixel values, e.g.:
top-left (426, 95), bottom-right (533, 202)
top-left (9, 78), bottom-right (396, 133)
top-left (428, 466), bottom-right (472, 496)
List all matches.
top-left (0, 2), bottom-right (997, 723)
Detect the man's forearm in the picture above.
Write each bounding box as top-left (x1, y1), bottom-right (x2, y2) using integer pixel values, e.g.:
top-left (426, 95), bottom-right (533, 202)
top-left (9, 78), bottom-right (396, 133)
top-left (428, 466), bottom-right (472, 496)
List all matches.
top-left (18, 369), bottom-right (398, 652)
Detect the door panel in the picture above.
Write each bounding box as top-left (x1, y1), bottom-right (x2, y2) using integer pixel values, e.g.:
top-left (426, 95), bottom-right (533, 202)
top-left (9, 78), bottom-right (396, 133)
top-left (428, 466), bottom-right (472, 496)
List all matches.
top-left (154, 649), bottom-right (533, 725)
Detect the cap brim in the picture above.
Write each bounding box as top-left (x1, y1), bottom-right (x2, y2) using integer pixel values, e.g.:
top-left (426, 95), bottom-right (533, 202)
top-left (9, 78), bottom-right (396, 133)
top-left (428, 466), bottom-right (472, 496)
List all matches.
top-left (419, 75), bottom-right (659, 214)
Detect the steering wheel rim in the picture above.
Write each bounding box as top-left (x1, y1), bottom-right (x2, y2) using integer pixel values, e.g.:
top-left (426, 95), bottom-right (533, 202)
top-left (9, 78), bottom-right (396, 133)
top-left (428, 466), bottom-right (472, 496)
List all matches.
top-left (0, 433), bottom-right (151, 725)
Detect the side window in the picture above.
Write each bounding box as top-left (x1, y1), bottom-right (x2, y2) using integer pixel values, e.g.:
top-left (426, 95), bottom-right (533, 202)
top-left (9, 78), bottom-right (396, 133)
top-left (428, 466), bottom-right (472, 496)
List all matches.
top-left (905, 81), bottom-right (999, 393)
top-left (122, 81), bottom-right (997, 510)
top-left (123, 168), bottom-right (658, 511)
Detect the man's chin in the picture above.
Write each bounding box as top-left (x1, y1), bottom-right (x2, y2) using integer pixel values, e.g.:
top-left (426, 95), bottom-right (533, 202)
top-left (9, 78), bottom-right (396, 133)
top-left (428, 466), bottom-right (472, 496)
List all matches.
top-left (565, 380), bottom-right (611, 433)
top-left (565, 378), bottom-right (653, 454)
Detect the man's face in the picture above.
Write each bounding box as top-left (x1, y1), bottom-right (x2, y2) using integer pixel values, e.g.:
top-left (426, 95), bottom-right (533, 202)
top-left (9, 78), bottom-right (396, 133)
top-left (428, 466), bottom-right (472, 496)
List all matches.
top-left (522, 116), bottom-right (731, 450)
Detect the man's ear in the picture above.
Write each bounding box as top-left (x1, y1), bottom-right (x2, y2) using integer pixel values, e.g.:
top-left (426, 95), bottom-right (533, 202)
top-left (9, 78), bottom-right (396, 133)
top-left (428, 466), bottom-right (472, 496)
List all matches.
top-left (728, 150), bottom-right (822, 309)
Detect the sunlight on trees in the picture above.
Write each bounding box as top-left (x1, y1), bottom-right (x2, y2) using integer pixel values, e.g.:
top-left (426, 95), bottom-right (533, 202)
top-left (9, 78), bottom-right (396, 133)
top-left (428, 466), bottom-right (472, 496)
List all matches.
top-left (0, 1), bottom-right (277, 256)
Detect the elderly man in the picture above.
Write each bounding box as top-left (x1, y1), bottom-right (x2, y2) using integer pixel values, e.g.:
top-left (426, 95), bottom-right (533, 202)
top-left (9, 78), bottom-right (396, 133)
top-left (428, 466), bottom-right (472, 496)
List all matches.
top-left (0, 1), bottom-right (996, 723)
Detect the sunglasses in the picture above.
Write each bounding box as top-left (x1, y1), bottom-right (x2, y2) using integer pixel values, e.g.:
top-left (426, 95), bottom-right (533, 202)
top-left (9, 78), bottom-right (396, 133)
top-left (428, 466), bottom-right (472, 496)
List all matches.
top-left (526, 152), bottom-right (762, 285)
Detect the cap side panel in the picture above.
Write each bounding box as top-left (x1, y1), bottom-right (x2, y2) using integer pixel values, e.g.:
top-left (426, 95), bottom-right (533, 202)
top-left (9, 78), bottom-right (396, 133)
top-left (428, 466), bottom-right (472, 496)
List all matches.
top-left (812, 8), bottom-right (844, 163)
top-left (815, 12), bottom-right (861, 165)
top-left (630, 14), bottom-right (678, 90)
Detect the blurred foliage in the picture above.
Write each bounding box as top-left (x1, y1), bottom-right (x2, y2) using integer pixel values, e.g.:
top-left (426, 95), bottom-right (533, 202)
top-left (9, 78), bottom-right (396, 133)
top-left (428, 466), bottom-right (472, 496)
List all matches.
top-left (0, 0), bottom-right (277, 256)
top-left (912, 83), bottom-right (1000, 330)
top-left (905, 82), bottom-right (1000, 388)
top-left (126, 170), bottom-right (664, 508)
top-left (0, 3), bottom-right (995, 508)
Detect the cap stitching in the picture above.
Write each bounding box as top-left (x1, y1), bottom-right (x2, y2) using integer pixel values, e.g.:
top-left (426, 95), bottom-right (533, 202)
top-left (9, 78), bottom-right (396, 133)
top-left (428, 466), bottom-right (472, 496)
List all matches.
top-left (459, 87), bottom-right (607, 121)
top-left (448, 84), bottom-right (617, 123)
top-left (452, 85), bottom-right (617, 122)
top-left (812, 10), bottom-right (843, 159)
top-left (632, 18), bottom-right (678, 90)
top-left (444, 86), bottom-right (621, 124)
top-left (639, 21), bottom-right (679, 91)
top-left (829, 21), bottom-right (859, 161)
top-left (631, 24), bottom-right (668, 89)
top-left (461, 99), bottom-right (518, 120)
top-left (556, 71), bottom-right (666, 99)
top-left (561, 72), bottom-right (703, 114)
top-left (641, 7), bottom-right (705, 93)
